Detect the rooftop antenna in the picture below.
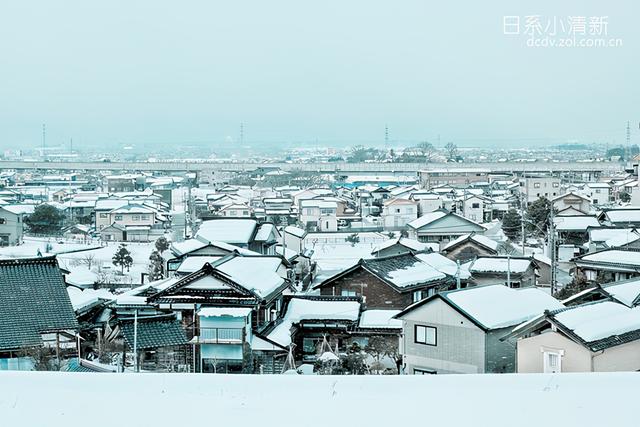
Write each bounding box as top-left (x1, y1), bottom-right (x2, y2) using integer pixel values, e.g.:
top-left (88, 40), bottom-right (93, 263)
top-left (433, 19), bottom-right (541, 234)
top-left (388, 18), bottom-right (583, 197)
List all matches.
top-left (240, 122), bottom-right (244, 145)
top-left (626, 121), bottom-right (631, 161)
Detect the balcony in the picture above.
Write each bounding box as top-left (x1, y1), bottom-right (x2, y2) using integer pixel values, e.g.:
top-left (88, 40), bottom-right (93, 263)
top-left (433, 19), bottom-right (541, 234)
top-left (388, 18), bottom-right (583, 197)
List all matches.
top-left (191, 327), bottom-right (244, 344)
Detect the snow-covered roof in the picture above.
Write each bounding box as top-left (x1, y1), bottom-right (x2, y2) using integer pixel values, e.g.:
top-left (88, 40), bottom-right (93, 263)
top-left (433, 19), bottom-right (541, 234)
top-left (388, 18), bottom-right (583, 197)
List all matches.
top-left (467, 257), bottom-right (533, 274)
top-left (198, 307), bottom-right (252, 318)
top-left (66, 287), bottom-right (115, 311)
top-left (415, 252), bottom-right (470, 279)
top-left (267, 298), bottom-right (360, 346)
top-left (553, 216), bottom-right (600, 232)
top-left (443, 233), bottom-right (499, 252)
top-left (602, 209), bottom-right (640, 223)
top-left (196, 219), bottom-right (258, 244)
top-left (176, 256), bottom-right (224, 274)
top-left (603, 278), bottom-right (640, 307)
top-left (577, 249), bottom-right (640, 267)
top-left (554, 301), bottom-right (640, 343)
top-left (358, 310), bottom-right (402, 329)
top-left (284, 226), bottom-right (306, 238)
top-left (589, 227), bottom-right (636, 243)
top-left (407, 210), bottom-right (448, 229)
top-left (215, 256), bottom-right (285, 298)
top-left (445, 285), bottom-right (563, 329)
top-left (372, 237), bottom-right (431, 254)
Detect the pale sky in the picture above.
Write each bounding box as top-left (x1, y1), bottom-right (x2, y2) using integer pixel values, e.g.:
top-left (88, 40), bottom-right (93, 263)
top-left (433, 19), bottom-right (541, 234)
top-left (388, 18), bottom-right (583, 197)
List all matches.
top-left (0, 0), bottom-right (638, 150)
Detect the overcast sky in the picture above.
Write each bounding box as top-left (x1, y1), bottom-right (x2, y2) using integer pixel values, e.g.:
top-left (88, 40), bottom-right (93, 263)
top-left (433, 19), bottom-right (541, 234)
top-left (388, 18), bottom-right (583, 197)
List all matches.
top-left (0, 0), bottom-right (638, 150)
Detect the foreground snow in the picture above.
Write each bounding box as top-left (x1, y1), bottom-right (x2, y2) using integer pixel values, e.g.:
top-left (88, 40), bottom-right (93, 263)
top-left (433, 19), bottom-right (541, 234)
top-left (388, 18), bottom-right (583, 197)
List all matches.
top-left (0, 372), bottom-right (637, 426)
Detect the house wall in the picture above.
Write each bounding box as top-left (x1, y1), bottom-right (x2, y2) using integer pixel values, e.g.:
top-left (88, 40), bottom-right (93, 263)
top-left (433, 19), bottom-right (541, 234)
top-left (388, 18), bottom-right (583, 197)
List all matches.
top-left (485, 328), bottom-right (517, 373)
top-left (319, 269), bottom-right (411, 309)
top-left (516, 331), bottom-right (592, 373)
top-left (412, 215), bottom-right (484, 248)
top-left (592, 340), bottom-right (640, 372)
top-left (0, 210), bottom-right (22, 245)
top-left (400, 298), bottom-right (485, 374)
top-left (471, 267), bottom-right (537, 288)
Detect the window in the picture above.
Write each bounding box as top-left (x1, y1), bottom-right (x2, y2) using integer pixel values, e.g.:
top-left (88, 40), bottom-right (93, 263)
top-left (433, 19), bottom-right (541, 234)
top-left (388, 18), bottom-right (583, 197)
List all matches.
top-left (114, 215), bottom-right (123, 221)
top-left (132, 215), bottom-right (140, 221)
top-left (543, 351), bottom-right (562, 373)
top-left (414, 368), bottom-right (437, 375)
top-left (141, 215), bottom-right (150, 220)
top-left (507, 281), bottom-right (521, 288)
top-left (414, 325), bottom-right (437, 346)
top-left (534, 183), bottom-right (541, 188)
top-left (341, 289), bottom-right (357, 297)
top-left (553, 182), bottom-right (559, 188)
top-left (0, 218), bottom-right (5, 224)
top-left (595, 189), bottom-right (601, 194)
top-left (100, 213), bottom-right (107, 218)
top-left (412, 290), bottom-right (422, 303)
top-left (396, 208), bottom-right (401, 213)
top-left (472, 203), bottom-right (480, 209)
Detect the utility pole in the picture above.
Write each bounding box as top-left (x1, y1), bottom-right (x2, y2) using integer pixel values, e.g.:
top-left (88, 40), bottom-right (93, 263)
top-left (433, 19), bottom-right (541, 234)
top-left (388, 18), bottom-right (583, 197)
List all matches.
top-left (133, 309), bottom-right (139, 372)
top-left (506, 254), bottom-right (511, 288)
top-left (520, 193), bottom-right (526, 256)
top-left (549, 206), bottom-right (556, 296)
top-left (456, 260), bottom-right (461, 289)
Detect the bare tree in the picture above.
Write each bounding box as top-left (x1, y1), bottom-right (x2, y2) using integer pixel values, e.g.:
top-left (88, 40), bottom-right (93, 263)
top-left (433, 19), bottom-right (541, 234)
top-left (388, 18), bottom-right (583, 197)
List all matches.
top-left (444, 142), bottom-right (458, 161)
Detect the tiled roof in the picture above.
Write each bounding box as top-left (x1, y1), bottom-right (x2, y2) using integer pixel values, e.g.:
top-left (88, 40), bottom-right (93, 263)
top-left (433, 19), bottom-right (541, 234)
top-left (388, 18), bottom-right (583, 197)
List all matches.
top-left (0, 257), bottom-right (78, 351)
top-left (119, 315), bottom-right (188, 350)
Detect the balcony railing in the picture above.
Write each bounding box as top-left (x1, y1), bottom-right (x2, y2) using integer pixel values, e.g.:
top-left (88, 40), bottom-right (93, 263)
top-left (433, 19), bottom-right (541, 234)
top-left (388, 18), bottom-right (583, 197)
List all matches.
top-left (192, 327), bottom-right (244, 344)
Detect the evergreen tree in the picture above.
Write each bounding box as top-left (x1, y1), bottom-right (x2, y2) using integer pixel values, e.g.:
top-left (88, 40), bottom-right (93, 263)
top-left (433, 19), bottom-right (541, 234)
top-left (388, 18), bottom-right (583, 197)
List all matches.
top-left (154, 236), bottom-right (170, 253)
top-left (501, 209), bottom-right (522, 241)
top-left (148, 250), bottom-right (164, 281)
top-left (112, 243), bottom-right (133, 274)
top-left (525, 197), bottom-right (552, 237)
top-left (24, 204), bottom-right (65, 235)
top-left (620, 191), bottom-right (631, 203)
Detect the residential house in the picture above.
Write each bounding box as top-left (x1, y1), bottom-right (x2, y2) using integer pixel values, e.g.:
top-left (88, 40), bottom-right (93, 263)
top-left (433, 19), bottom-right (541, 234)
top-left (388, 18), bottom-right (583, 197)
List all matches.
top-left (0, 205), bottom-right (25, 246)
top-left (598, 208), bottom-right (640, 228)
top-left (552, 192), bottom-right (591, 215)
top-left (519, 174), bottom-right (561, 204)
top-left (508, 295), bottom-right (640, 373)
top-left (573, 248), bottom-right (640, 283)
top-left (394, 285), bottom-right (562, 374)
top-left (147, 254), bottom-right (294, 373)
top-left (195, 218), bottom-right (280, 255)
top-left (381, 198), bottom-right (418, 229)
top-left (371, 237), bottom-right (436, 258)
top-left (584, 182), bottom-right (612, 206)
top-left (0, 257), bottom-right (79, 370)
top-left (407, 209), bottom-right (487, 248)
top-left (465, 256), bottom-right (539, 288)
top-left (313, 252), bottom-right (468, 309)
top-left (441, 232), bottom-right (499, 262)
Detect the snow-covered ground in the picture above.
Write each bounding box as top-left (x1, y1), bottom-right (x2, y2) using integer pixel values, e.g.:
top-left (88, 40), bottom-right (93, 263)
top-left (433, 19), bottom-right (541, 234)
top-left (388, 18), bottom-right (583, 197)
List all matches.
top-left (0, 237), bottom-right (99, 259)
top-left (0, 372), bottom-right (637, 426)
top-left (57, 241), bottom-right (161, 287)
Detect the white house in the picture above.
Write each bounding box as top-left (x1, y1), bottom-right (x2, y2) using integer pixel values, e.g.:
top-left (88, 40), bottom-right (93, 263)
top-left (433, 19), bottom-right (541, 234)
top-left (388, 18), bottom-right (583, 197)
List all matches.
top-left (381, 198), bottom-right (417, 229)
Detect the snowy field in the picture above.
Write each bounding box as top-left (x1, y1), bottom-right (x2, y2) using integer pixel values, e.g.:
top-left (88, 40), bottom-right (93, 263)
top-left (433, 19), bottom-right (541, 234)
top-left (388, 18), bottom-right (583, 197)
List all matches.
top-left (1, 372), bottom-right (637, 426)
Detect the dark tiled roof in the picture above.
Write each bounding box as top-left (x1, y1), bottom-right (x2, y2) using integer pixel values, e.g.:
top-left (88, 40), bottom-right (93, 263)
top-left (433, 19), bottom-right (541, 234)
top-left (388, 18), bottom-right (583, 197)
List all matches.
top-left (362, 253), bottom-right (448, 287)
top-left (0, 256), bottom-right (78, 351)
top-left (119, 315), bottom-right (188, 350)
